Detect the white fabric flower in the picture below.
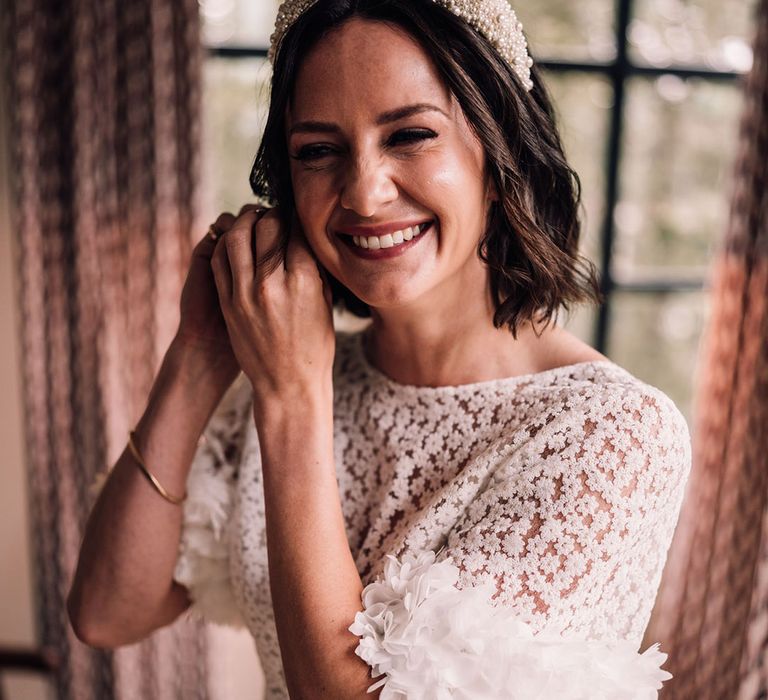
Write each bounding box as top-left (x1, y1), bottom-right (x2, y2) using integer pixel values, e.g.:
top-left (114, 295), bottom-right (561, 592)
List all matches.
top-left (348, 550), bottom-right (672, 699)
top-left (173, 436), bottom-right (244, 628)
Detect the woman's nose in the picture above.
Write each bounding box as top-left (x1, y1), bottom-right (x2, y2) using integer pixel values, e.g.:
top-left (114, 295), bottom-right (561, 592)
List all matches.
top-left (339, 157), bottom-right (398, 218)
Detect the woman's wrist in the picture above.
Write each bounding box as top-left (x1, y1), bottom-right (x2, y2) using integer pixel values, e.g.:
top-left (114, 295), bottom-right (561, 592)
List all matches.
top-left (255, 385), bottom-right (335, 486)
top-left (253, 379), bottom-right (333, 425)
top-left (130, 351), bottom-right (230, 477)
top-left (166, 334), bottom-right (240, 388)
top-left (135, 339), bottom-right (239, 443)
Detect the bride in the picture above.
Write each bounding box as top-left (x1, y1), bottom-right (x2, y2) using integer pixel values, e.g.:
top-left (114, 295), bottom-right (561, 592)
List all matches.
top-left (68, 0), bottom-right (691, 697)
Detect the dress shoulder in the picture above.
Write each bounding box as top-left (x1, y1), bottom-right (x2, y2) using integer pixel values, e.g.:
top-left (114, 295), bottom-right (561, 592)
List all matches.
top-left (448, 363), bottom-right (692, 636)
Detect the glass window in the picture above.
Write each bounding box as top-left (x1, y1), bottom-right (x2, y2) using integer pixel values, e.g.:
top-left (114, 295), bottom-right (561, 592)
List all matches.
top-left (544, 72), bottom-right (613, 266)
top-left (615, 76), bottom-right (744, 281)
top-left (201, 57), bottom-right (271, 213)
top-left (629, 0), bottom-right (756, 70)
top-left (607, 291), bottom-right (710, 421)
top-left (515, 1), bottom-right (616, 61)
top-left (200, 0), bottom-right (279, 47)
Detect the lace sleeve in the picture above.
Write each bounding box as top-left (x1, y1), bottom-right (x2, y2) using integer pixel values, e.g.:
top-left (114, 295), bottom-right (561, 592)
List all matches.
top-left (446, 385), bottom-right (691, 625)
top-left (173, 373), bottom-right (252, 627)
top-left (348, 384), bottom-right (692, 698)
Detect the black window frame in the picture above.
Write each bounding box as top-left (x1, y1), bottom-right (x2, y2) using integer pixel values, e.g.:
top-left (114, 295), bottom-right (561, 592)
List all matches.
top-left (205, 0), bottom-right (748, 353)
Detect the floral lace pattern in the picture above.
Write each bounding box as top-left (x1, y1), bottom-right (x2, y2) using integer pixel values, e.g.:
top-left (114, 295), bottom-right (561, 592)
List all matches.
top-left (175, 330), bottom-right (691, 699)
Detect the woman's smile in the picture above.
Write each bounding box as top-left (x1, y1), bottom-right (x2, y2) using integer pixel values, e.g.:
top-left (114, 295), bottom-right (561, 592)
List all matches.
top-left (336, 221), bottom-right (433, 259)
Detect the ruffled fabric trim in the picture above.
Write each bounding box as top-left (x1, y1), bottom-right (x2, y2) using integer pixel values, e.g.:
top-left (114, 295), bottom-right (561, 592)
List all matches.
top-left (348, 551), bottom-right (672, 699)
top-left (173, 383), bottom-right (249, 628)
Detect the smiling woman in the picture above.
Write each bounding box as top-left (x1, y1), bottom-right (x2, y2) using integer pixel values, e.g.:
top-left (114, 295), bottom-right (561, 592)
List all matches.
top-left (68, 0), bottom-right (692, 698)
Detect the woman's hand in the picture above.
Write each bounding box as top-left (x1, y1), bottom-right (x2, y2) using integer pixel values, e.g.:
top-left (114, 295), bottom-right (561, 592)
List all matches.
top-left (172, 211), bottom-right (243, 385)
top-left (210, 207), bottom-right (335, 409)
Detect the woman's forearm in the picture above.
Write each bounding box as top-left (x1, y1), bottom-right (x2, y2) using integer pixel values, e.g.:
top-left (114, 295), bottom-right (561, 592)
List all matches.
top-left (67, 341), bottom-right (237, 647)
top-left (256, 386), bottom-right (378, 699)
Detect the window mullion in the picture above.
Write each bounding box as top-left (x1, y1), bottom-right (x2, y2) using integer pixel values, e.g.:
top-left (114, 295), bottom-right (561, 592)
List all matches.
top-left (594, 0), bottom-right (634, 353)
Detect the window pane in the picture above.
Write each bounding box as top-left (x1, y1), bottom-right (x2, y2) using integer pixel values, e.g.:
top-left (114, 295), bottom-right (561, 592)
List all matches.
top-left (614, 76), bottom-right (743, 280)
top-left (629, 0), bottom-right (756, 70)
top-left (201, 57), bottom-right (271, 214)
top-left (200, 0), bottom-right (279, 47)
top-left (544, 72), bottom-right (612, 267)
top-left (607, 291), bottom-right (710, 422)
top-left (516, 1), bottom-right (615, 61)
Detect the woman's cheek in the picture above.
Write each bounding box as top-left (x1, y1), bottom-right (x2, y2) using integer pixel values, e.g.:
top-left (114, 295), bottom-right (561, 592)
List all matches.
top-left (293, 178), bottom-right (343, 270)
top-left (295, 168), bottom-right (338, 213)
top-left (292, 175), bottom-right (325, 231)
top-left (409, 148), bottom-right (463, 195)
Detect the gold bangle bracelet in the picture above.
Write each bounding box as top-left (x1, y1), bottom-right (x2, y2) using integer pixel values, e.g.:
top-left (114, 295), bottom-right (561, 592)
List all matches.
top-left (127, 430), bottom-right (187, 505)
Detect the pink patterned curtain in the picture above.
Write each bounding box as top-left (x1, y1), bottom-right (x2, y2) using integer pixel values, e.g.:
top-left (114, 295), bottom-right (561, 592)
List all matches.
top-left (3, 0), bottom-right (209, 697)
top-left (643, 1), bottom-right (768, 697)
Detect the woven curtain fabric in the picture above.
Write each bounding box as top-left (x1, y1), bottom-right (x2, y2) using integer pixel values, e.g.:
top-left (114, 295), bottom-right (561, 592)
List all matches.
top-left (642, 1), bottom-right (768, 698)
top-left (2, 1), bottom-right (209, 698)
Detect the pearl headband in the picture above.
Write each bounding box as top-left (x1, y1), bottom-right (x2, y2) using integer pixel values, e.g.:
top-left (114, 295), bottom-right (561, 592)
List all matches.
top-left (268, 0), bottom-right (534, 92)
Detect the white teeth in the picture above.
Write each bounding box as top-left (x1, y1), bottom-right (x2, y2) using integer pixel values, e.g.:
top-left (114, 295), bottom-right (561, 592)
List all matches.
top-left (349, 223), bottom-right (430, 249)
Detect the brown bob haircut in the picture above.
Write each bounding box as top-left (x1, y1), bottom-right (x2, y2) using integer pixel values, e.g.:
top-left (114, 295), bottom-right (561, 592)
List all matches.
top-left (249, 0), bottom-right (602, 336)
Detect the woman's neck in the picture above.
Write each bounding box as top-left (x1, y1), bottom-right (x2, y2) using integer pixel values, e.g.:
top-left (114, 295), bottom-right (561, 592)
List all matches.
top-left (362, 311), bottom-right (556, 388)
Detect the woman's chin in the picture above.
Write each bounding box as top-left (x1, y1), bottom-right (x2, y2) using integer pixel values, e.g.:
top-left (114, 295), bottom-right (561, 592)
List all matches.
top-left (345, 284), bottom-right (424, 312)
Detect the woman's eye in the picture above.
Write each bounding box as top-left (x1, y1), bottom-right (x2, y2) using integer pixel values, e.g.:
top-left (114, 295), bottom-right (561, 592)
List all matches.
top-left (388, 129), bottom-right (438, 147)
top-left (292, 144), bottom-right (337, 162)
top-left (291, 129), bottom-right (437, 164)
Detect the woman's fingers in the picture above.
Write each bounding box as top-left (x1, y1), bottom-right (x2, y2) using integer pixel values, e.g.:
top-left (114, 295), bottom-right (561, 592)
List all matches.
top-left (283, 213), bottom-right (318, 276)
top-left (284, 214), bottom-right (333, 308)
top-left (211, 205), bottom-right (310, 308)
top-left (213, 211), bottom-right (237, 234)
top-left (194, 212), bottom-right (236, 304)
top-left (252, 209), bottom-right (284, 284)
top-left (237, 203), bottom-right (266, 217)
top-left (211, 207), bottom-right (278, 301)
top-left (193, 212), bottom-right (236, 261)
top-left (210, 240), bottom-right (233, 302)
top-left (221, 210), bottom-right (260, 301)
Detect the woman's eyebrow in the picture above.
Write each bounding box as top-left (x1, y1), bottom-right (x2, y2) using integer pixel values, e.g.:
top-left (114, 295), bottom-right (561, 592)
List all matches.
top-left (288, 103), bottom-right (448, 136)
top-left (375, 103), bottom-right (449, 124)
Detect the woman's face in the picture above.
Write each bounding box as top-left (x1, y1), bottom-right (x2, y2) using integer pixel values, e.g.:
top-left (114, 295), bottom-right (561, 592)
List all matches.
top-left (286, 18), bottom-right (495, 312)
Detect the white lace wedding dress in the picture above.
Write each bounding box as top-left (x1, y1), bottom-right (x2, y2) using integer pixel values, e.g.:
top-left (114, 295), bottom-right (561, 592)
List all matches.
top-left (174, 330), bottom-right (691, 699)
